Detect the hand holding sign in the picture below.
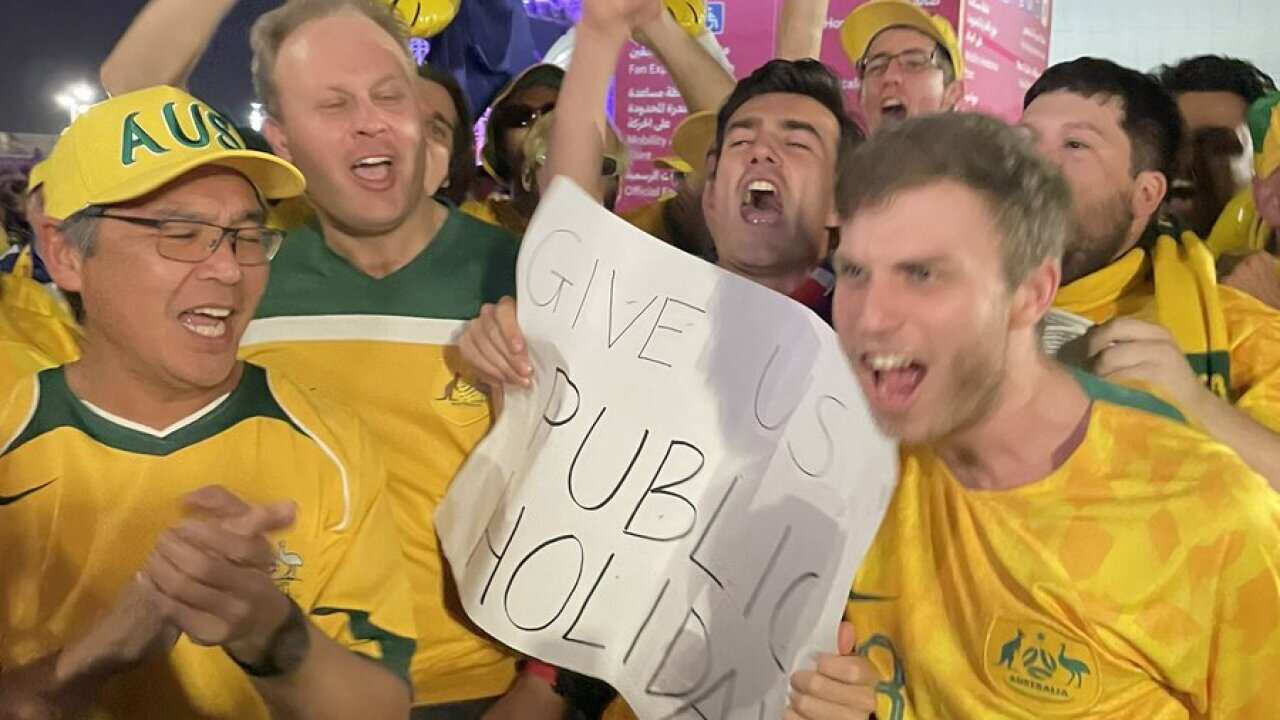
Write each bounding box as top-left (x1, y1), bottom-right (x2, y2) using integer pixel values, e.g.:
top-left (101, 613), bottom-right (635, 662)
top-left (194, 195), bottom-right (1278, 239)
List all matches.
top-left (438, 179), bottom-right (897, 720)
top-left (460, 297), bottom-right (533, 389)
top-left (786, 623), bottom-right (877, 720)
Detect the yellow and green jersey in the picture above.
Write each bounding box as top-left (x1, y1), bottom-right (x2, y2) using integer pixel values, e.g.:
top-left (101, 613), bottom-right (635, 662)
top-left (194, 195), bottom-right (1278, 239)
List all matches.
top-left (0, 265), bottom-right (80, 387)
top-left (1055, 247), bottom-right (1280, 432)
top-left (847, 371), bottom-right (1280, 719)
top-left (241, 206), bottom-right (520, 705)
top-left (0, 363), bottom-right (416, 719)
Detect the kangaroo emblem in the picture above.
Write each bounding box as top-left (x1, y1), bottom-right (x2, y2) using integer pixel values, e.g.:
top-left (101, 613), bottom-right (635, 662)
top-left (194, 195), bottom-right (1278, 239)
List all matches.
top-left (997, 629), bottom-right (1023, 669)
top-left (274, 541), bottom-right (303, 582)
top-left (438, 373), bottom-right (486, 406)
top-left (1058, 644), bottom-right (1091, 688)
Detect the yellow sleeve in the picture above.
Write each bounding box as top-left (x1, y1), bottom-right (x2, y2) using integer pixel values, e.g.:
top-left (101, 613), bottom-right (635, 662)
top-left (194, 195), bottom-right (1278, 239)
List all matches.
top-left (305, 419), bottom-right (418, 683)
top-left (1221, 287), bottom-right (1280, 432)
top-left (1197, 491), bottom-right (1280, 717)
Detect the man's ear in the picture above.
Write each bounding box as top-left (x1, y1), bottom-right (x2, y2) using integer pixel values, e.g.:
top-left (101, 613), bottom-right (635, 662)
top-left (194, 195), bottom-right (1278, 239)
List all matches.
top-left (942, 78), bottom-right (965, 112)
top-left (701, 153), bottom-right (720, 217)
top-left (41, 216), bottom-right (87, 295)
top-left (1130, 169), bottom-right (1168, 225)
top-left (1010, 257), bottom-right (1062, 331)
top-left (263, 116), bottom-right (292, 163)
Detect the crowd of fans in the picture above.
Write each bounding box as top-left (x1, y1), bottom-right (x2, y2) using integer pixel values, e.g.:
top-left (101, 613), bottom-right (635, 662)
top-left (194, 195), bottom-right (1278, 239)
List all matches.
top-left (1, 0), bottom-right (1278, 718)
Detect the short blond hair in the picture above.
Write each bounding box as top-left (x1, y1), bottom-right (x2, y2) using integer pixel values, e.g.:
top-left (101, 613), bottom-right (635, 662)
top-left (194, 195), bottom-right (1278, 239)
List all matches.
top-left (837, 113), bottom-right (1071, 289)
top-left (251, 0), bottom-right (412, 118)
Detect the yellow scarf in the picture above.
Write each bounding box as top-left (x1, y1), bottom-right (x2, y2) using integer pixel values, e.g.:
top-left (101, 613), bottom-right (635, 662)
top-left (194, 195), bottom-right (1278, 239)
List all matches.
top-left (1055, 233), bottom-right (1231, 400)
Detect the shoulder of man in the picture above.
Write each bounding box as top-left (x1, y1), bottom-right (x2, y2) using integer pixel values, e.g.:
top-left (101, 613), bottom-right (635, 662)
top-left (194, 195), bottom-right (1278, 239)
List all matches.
top-left (0, 366), bottom-right (42, 450)
top-left (444, 200), bottom-right (520, 250)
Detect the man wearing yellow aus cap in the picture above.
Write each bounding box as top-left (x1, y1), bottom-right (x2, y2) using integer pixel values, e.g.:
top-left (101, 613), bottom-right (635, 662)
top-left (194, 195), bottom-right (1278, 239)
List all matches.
top-left (0, 85), bottom-right (417, 720)
top-left (840, 0), bottom-right (965, 135)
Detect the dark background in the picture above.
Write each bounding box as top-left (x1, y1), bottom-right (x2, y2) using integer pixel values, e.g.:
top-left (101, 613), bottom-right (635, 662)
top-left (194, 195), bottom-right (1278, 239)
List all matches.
top-left (0, 1), bottom-right (278, 135)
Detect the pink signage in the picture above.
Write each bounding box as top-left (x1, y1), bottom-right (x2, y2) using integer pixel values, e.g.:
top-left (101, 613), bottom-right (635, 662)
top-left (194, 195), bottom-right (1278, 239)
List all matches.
top-left (959, 0), bottom-right (1053, 121)
top-left (614, 1), bottom-right (780, 212)
top-left (611, 0), bottom-right (1051, 212)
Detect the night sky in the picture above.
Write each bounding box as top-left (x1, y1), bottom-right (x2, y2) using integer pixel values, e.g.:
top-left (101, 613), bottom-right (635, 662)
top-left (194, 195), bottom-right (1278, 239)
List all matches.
top-left (1, 1), bottom-right (279, 135)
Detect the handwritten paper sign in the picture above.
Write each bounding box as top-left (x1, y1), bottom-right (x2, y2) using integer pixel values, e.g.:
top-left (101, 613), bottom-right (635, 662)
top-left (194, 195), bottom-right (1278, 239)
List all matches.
top-left (436, 179), bottom-right (898, 719)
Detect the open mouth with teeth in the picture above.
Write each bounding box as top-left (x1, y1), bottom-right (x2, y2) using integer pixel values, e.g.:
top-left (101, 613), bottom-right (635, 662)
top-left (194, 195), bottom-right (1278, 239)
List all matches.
top-left (879, 99), bottom-right (908, 124)
top-left (351, 155), bottom-right (394, 188)
top-left (860, 352), bottom-right (927, 415)
top-left (179, 306), bottom-right (233, 340)
top-left (740, 179), bottom-right (783, 225)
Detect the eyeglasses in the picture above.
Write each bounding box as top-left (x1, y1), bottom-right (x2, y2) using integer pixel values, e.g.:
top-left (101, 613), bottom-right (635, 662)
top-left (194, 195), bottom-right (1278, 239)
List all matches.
top-left (495, 101), bottom-right (556, 130)
top-left (81, 209), bottom-right (284, 266)
top-left (858, 47), bottom-right (941, 79)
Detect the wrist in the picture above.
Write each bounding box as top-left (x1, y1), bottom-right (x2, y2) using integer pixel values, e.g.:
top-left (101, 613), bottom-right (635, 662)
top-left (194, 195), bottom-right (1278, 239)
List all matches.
top-left (576, 18), bottom-right (632, 49)
top-left (225, 592), bottom-right (303, 674)
top-left (634, 9), bottom-right (682, 52)
top-left (1177, 382), bottom-right (1224, 424)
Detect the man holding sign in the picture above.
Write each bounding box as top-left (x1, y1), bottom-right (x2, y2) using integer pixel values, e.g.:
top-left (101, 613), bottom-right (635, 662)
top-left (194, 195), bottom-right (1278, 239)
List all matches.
top-left (461, 110), bottom-right (1280, 718)
top-left (544, 0), bottom-right (864, 328)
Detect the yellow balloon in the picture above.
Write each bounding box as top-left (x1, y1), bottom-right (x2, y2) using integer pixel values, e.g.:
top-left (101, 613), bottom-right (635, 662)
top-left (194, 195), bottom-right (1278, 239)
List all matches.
top-left (384, 0), bottom-right (460, 38)
top-left (664, 0), bottom-right (707, 38)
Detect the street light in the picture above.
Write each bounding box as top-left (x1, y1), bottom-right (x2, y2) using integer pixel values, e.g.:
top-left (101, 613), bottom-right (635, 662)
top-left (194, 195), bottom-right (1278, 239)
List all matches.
top-left (249, 102), bottom-right (266, 132)
top-left (53, 81), bottom-right (98, 124)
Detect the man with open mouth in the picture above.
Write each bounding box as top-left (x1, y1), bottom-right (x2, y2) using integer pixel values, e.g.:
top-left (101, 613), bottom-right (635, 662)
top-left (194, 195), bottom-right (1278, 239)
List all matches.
top-left (834, 112), bottom-right (1279, 719)
top-left (95, 0), bottom-right (537, 715)
top-left (838, 0), bottom-right (965, 137)
top-left (0, 85), bottom-right (416, 720)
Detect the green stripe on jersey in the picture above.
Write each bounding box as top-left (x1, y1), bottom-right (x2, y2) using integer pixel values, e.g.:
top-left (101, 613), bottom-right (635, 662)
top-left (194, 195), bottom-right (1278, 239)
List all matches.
top-left (1071, 368), bottom-right (1187, 424)
top-left (312, 606), bottom-right (416, 682)
top-left (256, 203), bottom-right (518, 321)
top-left (3, 364), bottom-right (300, 457)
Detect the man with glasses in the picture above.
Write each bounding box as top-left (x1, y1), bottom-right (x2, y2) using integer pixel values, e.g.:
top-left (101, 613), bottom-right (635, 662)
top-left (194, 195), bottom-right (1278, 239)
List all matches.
top-left (0, 85), bottom-right (417, 719)
top-left (839, 0), bottom-right (964, 136)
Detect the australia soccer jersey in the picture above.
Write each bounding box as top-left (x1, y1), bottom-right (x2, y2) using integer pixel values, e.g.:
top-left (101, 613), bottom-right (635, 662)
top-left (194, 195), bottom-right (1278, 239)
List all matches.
top-left (0, 364), bottom-right (416, 719)
top-left (241, 206), bottom-right (520, 704)
top-left (846, 372), bottom-right (1280, 719)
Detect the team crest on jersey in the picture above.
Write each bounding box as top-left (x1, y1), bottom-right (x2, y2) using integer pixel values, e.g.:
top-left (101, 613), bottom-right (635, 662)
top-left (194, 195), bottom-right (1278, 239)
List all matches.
top-left (271, 541), bottom-right (304, 591)
top-left (984, 617), bottom-right (1100, 714)
top-left (431, 364), bottom-right (491, 426)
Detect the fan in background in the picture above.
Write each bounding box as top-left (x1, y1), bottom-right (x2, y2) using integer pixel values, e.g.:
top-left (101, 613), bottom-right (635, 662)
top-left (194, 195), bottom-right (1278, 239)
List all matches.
top-left (384, 0), bottom-right (461, 37)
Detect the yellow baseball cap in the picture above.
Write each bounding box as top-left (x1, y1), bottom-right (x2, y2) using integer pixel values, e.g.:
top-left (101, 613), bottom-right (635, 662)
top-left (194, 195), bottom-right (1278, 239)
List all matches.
top-left (42, 85), bottom-right (305, 221)
top-left (1258, 102), bottom-right (1280, 180)
top-left (26, 156), bottom-right (50, 193)
top-left (840, 0), bottom-right (964, 81)
top-left (664, 0), bottom-right (707, 38)
top-left (670, 110), bottom-right (716, 177)
top-left (655, 156), bottom-right (694, 174)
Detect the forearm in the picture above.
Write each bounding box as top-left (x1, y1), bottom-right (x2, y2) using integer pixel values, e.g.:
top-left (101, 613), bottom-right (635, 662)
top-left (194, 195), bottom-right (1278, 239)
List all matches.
top-left (0, 642), bottom-right (124, 717)
top-left (776, 0), bottom-right (831, 60)
top-left (100, 0), bottom-right (239, 94)
top-left (1186, 389), bottom-right (1280, 488)
top-left (253, 622), bottom-right (411, 720)
top-left (638, 12), bottom-right (735, 113)
top-left (546, 25), bottom-right (629, 200)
